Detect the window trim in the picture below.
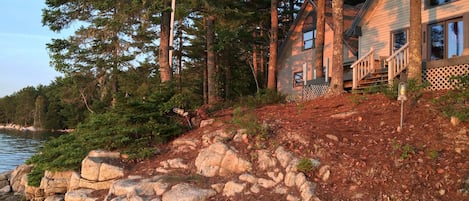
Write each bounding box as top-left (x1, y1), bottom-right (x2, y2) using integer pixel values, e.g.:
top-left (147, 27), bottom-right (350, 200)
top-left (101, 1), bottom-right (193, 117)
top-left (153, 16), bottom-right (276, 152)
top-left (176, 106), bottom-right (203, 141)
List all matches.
top-left (293, 71), bottom-right (304, 87)
top-left (425, 0), bottom-right (458, 10)
top-left (303, 29), bottom-right (316, 50)
top-left (427, 17), bottom-right (464, 60)
top-left (390, 28), bottom-right (409, 54)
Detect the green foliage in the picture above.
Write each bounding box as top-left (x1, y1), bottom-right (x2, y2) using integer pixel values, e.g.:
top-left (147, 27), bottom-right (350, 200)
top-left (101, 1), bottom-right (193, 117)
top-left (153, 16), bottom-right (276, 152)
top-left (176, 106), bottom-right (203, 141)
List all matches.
top-left (349, 94), bottom-right (367, 105)
top-left (433, 74), bottom-right (469, 122)
top-left (231, 107), bottom-right (267, 138)
top-left (236, 89), bottom-right (286, 109)
top-left (391, 140), bottom-right (415, 160)
top-left (26, 89), bottom-right (187, 186)
top-left (296, 158), bottom-right (315, 174)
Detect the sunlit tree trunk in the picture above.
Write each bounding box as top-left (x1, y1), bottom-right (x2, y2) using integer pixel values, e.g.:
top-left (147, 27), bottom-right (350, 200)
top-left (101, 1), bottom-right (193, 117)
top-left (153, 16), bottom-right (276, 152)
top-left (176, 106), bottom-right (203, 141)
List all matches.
top-left (159, 0), bottom-right (172, 83)
top-left (408, 0), bottom-right (422, 84)
top-left (268, 0), bottom-right (279, 90)
top-left (315, 0), bottom-right (326, 78)
top-left (330, 0), bottom-right (344, 93)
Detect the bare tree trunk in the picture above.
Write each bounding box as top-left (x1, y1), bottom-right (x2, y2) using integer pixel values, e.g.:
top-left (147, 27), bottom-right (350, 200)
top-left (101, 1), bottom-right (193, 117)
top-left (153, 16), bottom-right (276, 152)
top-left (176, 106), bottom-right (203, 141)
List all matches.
top-left (330, 0), bottom-right (344, 93)
top-left (408, 0), bottom-right (422, 84)
top-left (207, 15), bottom-right (218, 104)
top-left (253, 32), bottom-right (259, 77)
top-left (260, 30), bottom-right (266, 88)
top-left (268, 0), bottom-right (279, 90)
top-left (315, 0), bottom-right (326, 78)
top-left (159, 0), bottom-right (172, 83)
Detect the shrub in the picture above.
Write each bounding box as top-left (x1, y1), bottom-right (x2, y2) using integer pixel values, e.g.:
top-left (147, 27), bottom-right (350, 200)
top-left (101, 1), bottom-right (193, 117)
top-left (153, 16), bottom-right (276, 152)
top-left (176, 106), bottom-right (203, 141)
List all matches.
top-left (296, 158), bottom-right (315, 174)
top-left (26, 89), bottom-right (186, 186)
top-left (433, 74), bottom-right (469, 122)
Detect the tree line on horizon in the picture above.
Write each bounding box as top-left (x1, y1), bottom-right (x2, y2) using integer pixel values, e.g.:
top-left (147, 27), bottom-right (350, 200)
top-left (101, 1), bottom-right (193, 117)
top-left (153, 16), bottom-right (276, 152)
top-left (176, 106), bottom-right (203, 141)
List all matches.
top-left (0, 0), bottom-right (366, 130)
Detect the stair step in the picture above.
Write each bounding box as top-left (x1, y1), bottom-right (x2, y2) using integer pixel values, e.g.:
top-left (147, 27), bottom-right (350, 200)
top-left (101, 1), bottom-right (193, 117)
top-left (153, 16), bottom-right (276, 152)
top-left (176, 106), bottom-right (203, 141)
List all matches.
top-left (359, 79), bottom-right (388, 85)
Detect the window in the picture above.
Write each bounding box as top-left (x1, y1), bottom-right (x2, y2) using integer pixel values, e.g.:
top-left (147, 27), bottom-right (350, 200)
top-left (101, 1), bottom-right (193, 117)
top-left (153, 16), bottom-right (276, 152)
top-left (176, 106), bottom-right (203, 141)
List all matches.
top-left (303, 29), bottom-right (316, 50)
top-left (293, 71), bottom-right (304, 87)
top-left (391, 29), bottom-right (408, 53)
top-left (427, 0), bottom-right (457, 7)
top-left (429, 18), bottom-right (464, 60)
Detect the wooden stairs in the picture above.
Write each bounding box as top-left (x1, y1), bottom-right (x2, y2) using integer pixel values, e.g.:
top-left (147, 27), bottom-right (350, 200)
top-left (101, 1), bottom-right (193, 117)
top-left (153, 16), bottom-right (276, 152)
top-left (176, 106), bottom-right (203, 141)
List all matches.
top-left (352, 68), bottom-right (389, 93)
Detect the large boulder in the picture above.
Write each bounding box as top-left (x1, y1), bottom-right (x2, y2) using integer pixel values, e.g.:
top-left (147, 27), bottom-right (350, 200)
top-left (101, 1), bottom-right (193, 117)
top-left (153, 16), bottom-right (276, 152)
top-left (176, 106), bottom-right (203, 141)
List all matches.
top-left (195, 142), bottom-right (252, 177)
top-left (162, 183), bottom-right (215, 201)
top-left (78, 150), bottom-right (124, 191)
top-left (10, 164), bottom-right (33, 193)
top-left (40, 171), bottom-right (73, 196)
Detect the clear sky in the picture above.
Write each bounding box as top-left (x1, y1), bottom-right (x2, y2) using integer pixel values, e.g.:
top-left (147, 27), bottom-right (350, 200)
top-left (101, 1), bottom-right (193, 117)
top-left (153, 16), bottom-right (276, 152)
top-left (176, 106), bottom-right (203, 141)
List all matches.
top-left (0, 1), bottom-right (73, 98)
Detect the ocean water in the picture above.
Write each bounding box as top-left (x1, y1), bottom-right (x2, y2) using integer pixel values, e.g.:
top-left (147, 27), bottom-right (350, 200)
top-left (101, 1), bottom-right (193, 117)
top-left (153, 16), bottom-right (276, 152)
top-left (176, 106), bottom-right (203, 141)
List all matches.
top-left (0, 130), bottom-right (56, 173)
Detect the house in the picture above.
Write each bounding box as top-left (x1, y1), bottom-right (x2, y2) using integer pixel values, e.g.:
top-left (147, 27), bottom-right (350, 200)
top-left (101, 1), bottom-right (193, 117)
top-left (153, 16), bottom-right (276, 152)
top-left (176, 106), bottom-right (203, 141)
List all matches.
top-left (276, 0), bottom-right (361, 100)
top-left (348, 0), bottom-right (469, 90)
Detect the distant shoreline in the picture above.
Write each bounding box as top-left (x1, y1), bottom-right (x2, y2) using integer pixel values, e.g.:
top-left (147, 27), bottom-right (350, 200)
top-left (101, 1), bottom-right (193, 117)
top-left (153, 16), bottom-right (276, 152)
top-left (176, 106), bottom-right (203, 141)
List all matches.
top-left (0, 124), bottom-right (73, 133)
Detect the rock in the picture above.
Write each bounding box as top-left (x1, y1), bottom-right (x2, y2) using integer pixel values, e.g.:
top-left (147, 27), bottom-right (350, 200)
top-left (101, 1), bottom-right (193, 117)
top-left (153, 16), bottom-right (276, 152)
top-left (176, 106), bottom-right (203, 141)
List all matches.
top-left (24, 184), bottom-right (44, 200)
top-left (257, 178), bottom-right (276, 189)
top-left (78, 177), bottom-right (115, 190)
top-left (274, 185), bottom-right (288, 194)
top-left (295, 173), bottom-right (307, 189)
top-left (284, 172), bottom-right (296, 187)
top-left (325, 134), bottom-right (339, 142)
top-left (10, 164), bottom-right (33, 192)
top-left (195, 142), bottom-right (252, 177)
top-left (65, 189), bottom-right (96, 201)
top-left (299, 181), bottom-right (316, 201)
top-left (199, 119), bottom-right (215, 128)
top-left (99, 162), bottom-right (124, 181)
top-left (239, 173), bottom-right (258, 184)
top-left (257, 150), bottom-right (277, 170)
top-left (88, 150), bottom-right (121, 159)
top-left (330, 111), bottom-right (357, 118)
top-left (210, 183), bottom-right (224, 193)
top-left (44, 195), bottom-right (65, 201)
top-left (222, 181), bottom-right (246, 197)
top-left (162, 183), bottom-right (215, 201)
top-left (287, 194), bottom-right (300, 201)
top-left (160, 158), bottom-right (189, 169)
top-left (451, 116), bottom-right (460, 126)
top-left (107, 178), bottom-right (139, 198)
top-left (275, 146), bottom-right (294, 168)
top-left (267, 172), bottom-right (284, 184)
top-left (40, 171), bottom-right (73, 195)
top-left (68, 172), bottom-right (81, 191)
top-left (172, 139), bottom-right (199, 153)
top-left (318, 165), bottom-right (331, 182)
top-left (250, 184), bottom-right (260, 194)
top-left (0, 185), bottom-right (11, 194)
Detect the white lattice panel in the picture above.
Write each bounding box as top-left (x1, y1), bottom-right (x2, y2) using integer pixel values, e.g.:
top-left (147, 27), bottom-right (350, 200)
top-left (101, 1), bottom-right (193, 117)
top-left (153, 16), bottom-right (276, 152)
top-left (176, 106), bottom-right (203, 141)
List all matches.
top-left (302, 84), bottom-right (329, 101)
top-left (424, 64), bottom-right (469, 91)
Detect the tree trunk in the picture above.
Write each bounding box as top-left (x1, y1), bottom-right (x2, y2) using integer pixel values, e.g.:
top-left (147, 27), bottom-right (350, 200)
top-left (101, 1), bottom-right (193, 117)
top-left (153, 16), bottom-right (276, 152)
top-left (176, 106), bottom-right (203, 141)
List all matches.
top-left (207, 15), bottom-right (218, 104)
top-left (330, 0), bottom-right (344, 93)
top-left (268, 0), bottom-right (279, 90)
top-left (408, 0), bottom-right (422, 84)
top-left (159, 0), bottom-right (172, 83)
top-left (315, 0), bottom-right (326, 78)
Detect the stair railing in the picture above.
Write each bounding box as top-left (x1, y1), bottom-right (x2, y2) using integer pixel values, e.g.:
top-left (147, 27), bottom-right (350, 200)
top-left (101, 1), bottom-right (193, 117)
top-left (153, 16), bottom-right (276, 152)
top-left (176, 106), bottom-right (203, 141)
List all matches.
top-left (386, 43), bottom-right (409, 85)
top-left (351, 47), bottom-right (375, 89)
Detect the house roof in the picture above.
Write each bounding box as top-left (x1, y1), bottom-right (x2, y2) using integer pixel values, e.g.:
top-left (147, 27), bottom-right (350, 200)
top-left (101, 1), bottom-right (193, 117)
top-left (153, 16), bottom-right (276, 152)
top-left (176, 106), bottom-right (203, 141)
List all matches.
top-left (279, 0), bottom-right (362, 56)
top-left (345, 0), bottom-right (378, 37)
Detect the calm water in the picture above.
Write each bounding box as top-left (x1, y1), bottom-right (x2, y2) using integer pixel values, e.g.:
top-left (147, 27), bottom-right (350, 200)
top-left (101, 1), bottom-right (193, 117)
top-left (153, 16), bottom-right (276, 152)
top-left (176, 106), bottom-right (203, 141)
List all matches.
top-left (0, 130), bottom-right (58, 173)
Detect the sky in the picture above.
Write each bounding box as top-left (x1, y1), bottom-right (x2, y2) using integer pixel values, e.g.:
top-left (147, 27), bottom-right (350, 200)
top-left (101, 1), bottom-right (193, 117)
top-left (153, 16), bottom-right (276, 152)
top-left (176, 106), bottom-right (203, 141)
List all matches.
top-left (0, 1), bottom-right (74, 98)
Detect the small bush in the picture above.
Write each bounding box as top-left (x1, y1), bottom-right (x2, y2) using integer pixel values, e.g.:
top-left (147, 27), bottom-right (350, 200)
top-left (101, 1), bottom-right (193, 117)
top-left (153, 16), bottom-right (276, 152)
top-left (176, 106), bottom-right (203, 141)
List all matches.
top-left (26, 89), bottom-right (186, 186)
top-left (231, 107), bottom-right (267, 137)
top-left (296, 158), bottom-right (315, 174)
top-left (433, 74), bottom-right (469, 122)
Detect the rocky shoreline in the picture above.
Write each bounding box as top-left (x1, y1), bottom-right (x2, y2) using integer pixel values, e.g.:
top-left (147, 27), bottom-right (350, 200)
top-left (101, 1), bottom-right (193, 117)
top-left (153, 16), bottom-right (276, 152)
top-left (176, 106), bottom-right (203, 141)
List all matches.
top-left (0, 119), bottom-right (323, 201)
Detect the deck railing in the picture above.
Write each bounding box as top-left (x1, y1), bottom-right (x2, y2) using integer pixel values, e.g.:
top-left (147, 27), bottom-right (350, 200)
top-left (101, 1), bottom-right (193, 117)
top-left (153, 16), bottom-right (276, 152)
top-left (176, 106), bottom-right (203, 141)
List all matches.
top-left (351, 48), bottom-right (375, 89)
top-left (386, 43), bottom-right (409, 85)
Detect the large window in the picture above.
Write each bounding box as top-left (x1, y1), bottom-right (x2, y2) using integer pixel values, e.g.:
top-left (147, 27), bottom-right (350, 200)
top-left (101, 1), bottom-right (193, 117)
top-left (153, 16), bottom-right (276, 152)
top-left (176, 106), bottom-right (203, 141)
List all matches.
top-left (392, 29), bottom-right (408, 53)
top-left (303, 29), bottom-right (316, 50)
top-left (427, 0), bottom-right (457, 7)
top-left (429, 18), bottom-right (464, 60)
